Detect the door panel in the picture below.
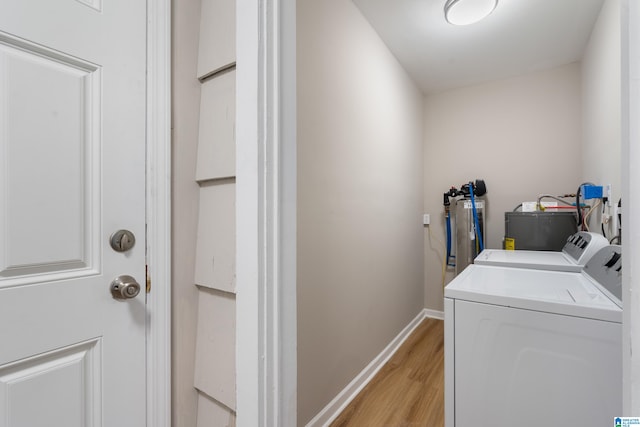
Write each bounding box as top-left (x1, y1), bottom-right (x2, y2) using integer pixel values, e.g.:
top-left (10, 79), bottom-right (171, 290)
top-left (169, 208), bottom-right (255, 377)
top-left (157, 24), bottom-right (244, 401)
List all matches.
top-left (0, 0), bottom-right (147, 425)
top-left (0, 33), bottom-right (101, 285)
top-left (0, 338), bottom-right (101, 427)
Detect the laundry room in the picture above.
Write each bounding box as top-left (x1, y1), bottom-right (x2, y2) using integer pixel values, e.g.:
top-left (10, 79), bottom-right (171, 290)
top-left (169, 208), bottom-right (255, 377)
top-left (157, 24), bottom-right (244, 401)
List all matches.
top-left (0, 0), bottom-right (632, 425)
top-left (296, 0), bottom-right (621, 425)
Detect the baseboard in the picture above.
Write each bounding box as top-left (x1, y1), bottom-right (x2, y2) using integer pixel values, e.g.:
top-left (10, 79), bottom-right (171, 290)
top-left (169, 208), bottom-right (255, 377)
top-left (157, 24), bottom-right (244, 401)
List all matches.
top-left (305, 310), bottom-right (428, 427)
top-left (423, 308), bottom-right (444, 320)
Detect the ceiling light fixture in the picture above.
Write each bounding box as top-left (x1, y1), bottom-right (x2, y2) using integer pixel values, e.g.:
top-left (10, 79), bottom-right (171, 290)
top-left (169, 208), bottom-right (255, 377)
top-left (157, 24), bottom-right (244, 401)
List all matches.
top-left (444, 0), bottom-right (498, 26)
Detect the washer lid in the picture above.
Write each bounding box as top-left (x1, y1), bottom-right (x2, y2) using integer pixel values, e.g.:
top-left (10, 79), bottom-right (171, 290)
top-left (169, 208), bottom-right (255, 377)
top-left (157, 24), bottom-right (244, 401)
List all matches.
top-left (474, 249), bottom-right (579, 271)
top-left (474, 232), bottom-right (609, 272)
top-left (444, 265), bottom-right (621, 322)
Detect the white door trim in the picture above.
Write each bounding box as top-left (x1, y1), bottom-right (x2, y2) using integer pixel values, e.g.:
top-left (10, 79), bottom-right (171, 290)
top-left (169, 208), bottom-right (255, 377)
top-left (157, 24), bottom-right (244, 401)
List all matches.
top-left (146, 0), bottom-right (171, 425)
top-left (622, 0), bottom-right (640, 413)
top-left (236, 0), bottom-right (297, 425)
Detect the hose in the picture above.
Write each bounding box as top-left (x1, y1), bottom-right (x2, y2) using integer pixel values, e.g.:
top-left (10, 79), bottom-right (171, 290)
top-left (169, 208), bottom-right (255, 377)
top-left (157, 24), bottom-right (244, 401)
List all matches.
top-left (445, 210), bottom-right (454, 266)
top-left (469, 182), bottom-right (484, 252)
top-left (583, 199), bottom-right (601, 232)
top-left (601, 201), bottom-right (607, 238)
top-left (537, 194), bottom-right (575, 209)
top-left (576, 182), bottom-right (595, 230)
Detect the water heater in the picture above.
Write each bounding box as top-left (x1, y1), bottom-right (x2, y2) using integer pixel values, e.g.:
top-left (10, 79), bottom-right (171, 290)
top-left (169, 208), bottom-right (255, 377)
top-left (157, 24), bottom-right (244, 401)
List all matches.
top-left (455, 199), bottom-right (485, 274)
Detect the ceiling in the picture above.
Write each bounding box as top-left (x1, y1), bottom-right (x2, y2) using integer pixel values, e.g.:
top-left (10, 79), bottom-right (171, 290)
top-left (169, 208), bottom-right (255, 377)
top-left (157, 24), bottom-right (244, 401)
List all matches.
top-left (352, 0), bottom-right (606, 94)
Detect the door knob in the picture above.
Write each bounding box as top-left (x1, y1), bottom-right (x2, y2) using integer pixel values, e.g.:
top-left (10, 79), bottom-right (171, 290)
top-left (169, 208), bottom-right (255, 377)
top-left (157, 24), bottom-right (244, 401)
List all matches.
top-left (110, 275), bottom-right (141, 300)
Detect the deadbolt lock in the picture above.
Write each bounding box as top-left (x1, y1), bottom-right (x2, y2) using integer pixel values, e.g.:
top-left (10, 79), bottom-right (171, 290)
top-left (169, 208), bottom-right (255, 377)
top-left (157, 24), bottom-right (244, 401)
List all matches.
top-left (110, 229), bottom-right (136, 252)
top-left (110, 275), bottom-right (141, 300)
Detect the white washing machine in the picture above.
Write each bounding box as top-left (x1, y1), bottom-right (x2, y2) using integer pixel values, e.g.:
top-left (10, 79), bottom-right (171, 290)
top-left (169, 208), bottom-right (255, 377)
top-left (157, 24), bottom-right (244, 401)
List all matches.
top-left (444, 245), bottom-right (622, 427)
top-left (474, 231), bottom-right (608, 272)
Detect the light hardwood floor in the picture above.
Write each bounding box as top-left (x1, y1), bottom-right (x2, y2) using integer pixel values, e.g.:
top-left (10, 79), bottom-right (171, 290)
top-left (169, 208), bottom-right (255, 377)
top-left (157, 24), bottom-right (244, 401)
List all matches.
top-left (330, 318), bottom-right (444, 427)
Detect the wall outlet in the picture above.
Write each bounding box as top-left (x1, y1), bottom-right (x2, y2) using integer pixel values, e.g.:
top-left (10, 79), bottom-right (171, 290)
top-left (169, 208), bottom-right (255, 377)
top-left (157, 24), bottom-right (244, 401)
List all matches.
top-left (423, 214), bottom-right (430, 226)
top-left (605, 184), bottom-right (612, 205)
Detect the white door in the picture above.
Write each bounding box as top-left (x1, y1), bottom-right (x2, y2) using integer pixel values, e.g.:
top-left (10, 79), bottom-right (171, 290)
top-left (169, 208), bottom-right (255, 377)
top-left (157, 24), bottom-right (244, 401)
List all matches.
top-left (0, 0), bottom-right (147, 426)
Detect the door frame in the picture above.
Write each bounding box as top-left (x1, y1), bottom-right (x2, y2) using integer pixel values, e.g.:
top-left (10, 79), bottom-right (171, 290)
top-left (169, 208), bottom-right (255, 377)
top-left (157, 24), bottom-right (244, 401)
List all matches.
top-left (622, 0), bottom-right (640, 413)
top-left (146, 0), bottom-right (171, 425)
top-left (236, 0), bottom-right (297, 425)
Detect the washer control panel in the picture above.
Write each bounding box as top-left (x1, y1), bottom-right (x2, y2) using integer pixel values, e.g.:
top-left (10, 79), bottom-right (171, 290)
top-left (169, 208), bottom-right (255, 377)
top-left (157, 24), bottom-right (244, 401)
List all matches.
top-left (583, 245), bottom-right (622, 305)
top-left (563, 231), bottom-right (608, 264)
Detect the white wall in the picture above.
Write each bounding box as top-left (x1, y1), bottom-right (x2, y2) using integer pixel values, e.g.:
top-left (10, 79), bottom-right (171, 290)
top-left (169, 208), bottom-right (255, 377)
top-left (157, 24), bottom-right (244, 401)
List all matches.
top-left (423, 63), bottom-right (583, 311)
top-left (582, 0), bottom-right (621, 234)
top-left (297, 0), bottom-right (425, 424)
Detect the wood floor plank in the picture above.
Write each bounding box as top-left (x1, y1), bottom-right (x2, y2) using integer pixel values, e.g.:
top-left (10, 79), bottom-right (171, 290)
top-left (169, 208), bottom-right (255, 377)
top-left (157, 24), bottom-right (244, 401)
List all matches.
top-left (330, 318), bottom-right (444, 427)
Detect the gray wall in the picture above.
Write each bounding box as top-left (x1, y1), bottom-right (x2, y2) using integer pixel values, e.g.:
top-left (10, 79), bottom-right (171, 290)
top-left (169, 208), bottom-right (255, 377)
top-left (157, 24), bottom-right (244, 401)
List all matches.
top-left (297, 0), bottom-right (425, 424)
top-left (171, 0), bottom-right (201, 424)
top-left (172, 0), bottom-right (237, 425)
top-left (422, 63), bottom-right (584, 311)
top-left (192, 0), bottom-right (237, 423)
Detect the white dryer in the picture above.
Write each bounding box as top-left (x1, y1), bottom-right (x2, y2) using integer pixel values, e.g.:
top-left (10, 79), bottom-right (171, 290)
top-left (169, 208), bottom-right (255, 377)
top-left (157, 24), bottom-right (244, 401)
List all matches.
top-left (444, 245), bottom-right (622, 427)
top-left (474, 231), bottom-right (608, 272)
